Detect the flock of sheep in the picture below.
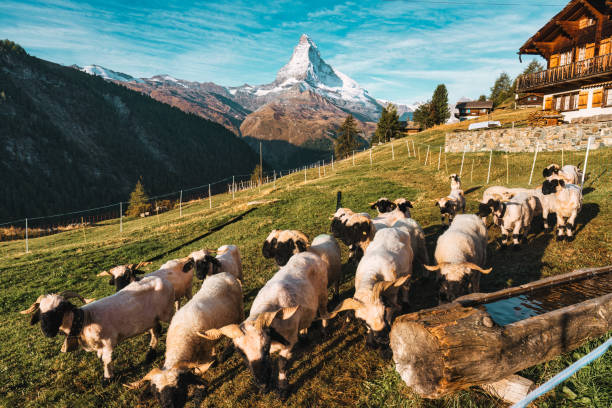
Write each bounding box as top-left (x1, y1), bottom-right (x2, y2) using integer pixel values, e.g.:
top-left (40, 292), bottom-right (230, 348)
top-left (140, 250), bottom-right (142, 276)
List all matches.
top-left (19, 162), bottom-right (584, 407)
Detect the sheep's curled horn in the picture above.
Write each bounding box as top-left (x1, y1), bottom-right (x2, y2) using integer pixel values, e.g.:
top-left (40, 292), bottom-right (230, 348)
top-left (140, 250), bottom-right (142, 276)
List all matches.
top-left (19, 291), bottom-right (94, 315)
top-left (424, 262), bottom-right (492, 274)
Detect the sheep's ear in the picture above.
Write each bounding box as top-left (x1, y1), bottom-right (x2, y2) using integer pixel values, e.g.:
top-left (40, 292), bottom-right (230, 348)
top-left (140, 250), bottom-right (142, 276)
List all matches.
top-left (123, 368), bottom-right (162, 390)
top-left (97, 270), bottom-right (111, 277)
top-left (406, 201), bottom-right (413, 208)
top-left (462, 262), bottom-right (492, 274)
top-left (369, 201), bottom-right (378, 209)
top-left (435, 201), bottom-right (440, 207)
top-left (389, 202), bottom-right (397, 210)
top-left (327, 298), bottom-right (364, 318)
top-left (198, 324), bottom-right (243, 340)
top-left (558, 180), bottom-right (565, 187)
top-left (183, 257), bottom-right (195, 273)
top-left (30, 310), bottom-right (41, 325)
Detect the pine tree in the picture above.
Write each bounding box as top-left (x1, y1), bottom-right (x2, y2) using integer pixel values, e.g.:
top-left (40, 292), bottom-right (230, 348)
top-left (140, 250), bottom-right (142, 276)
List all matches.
top-left (431, 84), bottom-right (450, 125)
top-left (250, 164), bottom-right (262, 184)
top-left (478, 95), bottom-right (487, 102)
top-left (413, 101), bottom-right (435, 130)
top-left (125, 177), bottom-right (151, 217)
top-left (522, 60), bottom-right (543, 75)
top-left (373, 103), bottom-right (401, 143)
top-left (490, 72), bottom-right (512, 107)
top-left (334, 114), bottom-right (359, 158)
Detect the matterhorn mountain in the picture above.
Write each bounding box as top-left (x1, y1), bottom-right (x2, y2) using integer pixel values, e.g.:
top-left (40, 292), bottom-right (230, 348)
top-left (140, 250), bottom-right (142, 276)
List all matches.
top-left (76, 34), bottom-right (404, 167)
top-left (230, 34), bottom-right (382, 122)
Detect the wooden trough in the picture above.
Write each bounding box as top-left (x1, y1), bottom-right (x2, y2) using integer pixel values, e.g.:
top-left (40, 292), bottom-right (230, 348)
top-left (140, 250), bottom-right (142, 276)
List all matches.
top-left (390, 266), bottom-right (612, 403)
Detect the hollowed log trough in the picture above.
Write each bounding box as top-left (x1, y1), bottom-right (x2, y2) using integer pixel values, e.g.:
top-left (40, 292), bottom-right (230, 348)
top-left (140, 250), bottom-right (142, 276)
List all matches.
top-left (390, 266), bottom-right (612, 399)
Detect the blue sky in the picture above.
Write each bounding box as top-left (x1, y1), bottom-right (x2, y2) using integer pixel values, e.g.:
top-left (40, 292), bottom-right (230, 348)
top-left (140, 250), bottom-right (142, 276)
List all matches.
top-left (1, 0), bottom-right (563, 104)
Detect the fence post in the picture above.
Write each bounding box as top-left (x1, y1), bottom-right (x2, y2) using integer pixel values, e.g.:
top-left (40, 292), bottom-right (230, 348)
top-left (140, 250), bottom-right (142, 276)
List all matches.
top-left (232, 176), bottom-right (235, 199)
top-left (179, 190), bottom-right (183, 217)
top-left (352, 150), bottom-right (355, 166)
top-left (459, 147), bottom-right (466, 177)
top-left (528, 143), bottom-right (539, 185)
top-left (370, 148), bottom-right (373, 166)
top-left (25, 218), bottom-right (28, 254)
top-left (411, 139), bottom-right (416, 158)
top-left (438, 146), bottom-right (442, 170)
top-left (392, 143), bottom-right (395, 160)
top-left (406, 140), bottom-right (410, 157)
top-left (471, 158), bottom-right (475, 183)
top-left (318, 162), bottom-right (321, 178)
top-left (506, 154), bottom-right (509, 184)
top-left (304, 166), bottom-right (307, 182)
top-left (120, 202), bottom-right (123, 232)
top-left (487, 149), bottom-right (493, 184)
top-left (274, 171), bottom-right (276, 188)
top-left (581, 136), bottom-right (593, 188)
top-left (208, 184), bottom-right (212, 209)
top-left (331, 155), bottom-right (334, 170)
top-left (323, 160), bottom-right (326, 176)
top-left (424, 145), bottom-right (430, 166)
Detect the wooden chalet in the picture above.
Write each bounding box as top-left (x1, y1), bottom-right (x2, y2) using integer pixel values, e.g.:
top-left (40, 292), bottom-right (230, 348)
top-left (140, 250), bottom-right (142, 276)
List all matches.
top-left (400, 120), bottom-right (421, 134)
top-left (454, 101), bottom-right (494, 121)
top-left (517, 0), bottom-right (612, 121)
top-left (516, 93), bottom-right (544, 108)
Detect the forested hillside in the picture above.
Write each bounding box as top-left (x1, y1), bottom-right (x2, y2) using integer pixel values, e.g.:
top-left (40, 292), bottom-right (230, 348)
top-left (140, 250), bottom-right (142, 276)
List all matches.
top-left (0, 41), bottom-right (260, 221)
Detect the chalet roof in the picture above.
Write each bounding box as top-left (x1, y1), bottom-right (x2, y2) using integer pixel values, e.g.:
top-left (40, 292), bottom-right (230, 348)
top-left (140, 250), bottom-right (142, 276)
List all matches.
top-left (456, 101), bottom-right (493, 109)
top-left (519, 0), bottom-right (611, 58)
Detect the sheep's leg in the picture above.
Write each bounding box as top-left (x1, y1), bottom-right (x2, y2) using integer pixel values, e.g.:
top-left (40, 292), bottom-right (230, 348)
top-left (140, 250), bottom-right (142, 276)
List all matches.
top-left (512, 222), bottom-right (522, 249)
top-left (186, 284), bottom-right (193, 301)
top-left (556, 214), bottom-right (566, 241)
top-left (145, 321), bottom-right (161, 363)
top-left (566, 210), bottom-right (578, 241)
top-left (277, 348), bottom-right (293, 400)
top-left (500, 226), bottom-right (510, 248)
top-left (101, 346), bottom-right (114, 385)
top-left (174, 300), bottom-right (180, 312)
top-left (318, 293), bottom-right (329, 335)
top-left (542, 206), bottom-right (551, 232)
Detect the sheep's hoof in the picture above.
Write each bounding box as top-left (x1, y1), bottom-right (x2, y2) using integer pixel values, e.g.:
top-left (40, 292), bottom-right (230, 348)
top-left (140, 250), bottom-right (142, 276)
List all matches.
top-left (101, 377), bottom-right (112, 387)
top-left (144, 348), bottom-right (157, 364)
top-left (556, 235), bottom-right (565, 242)
top-left (566, 235), bottom-right (575, 242)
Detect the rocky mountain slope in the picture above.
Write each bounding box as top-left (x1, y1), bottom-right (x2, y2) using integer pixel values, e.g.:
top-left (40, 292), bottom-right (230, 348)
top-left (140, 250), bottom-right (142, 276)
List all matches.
top-left (0, 44), bottom-right (260, 220)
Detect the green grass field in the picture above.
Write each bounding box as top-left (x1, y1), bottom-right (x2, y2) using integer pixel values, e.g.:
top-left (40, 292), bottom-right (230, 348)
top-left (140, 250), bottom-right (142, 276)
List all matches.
top-left (0, 136), bottom-right (610, 407)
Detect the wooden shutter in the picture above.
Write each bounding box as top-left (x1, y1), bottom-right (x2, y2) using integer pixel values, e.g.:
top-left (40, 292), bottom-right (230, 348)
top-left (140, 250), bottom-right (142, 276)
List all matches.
top-left (592, 88), bottom-right (603, 108)
top-left (544, 96), bottom-right (552, 110)
top-left (549, 54), bottom-right (560, 68)
top-left (599, 38), bottom-right (611, 56)
top-left (578, 91), bottom-right (589, 109)
top-left (586, 43), bottom-right (596, 59)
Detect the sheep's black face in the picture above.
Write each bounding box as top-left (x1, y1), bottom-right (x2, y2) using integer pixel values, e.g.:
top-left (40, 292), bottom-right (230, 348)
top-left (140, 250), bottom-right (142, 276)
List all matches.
top-left (396, 200), bottom-right (413, 214)
top-left (40, 301), bottom-right (74, 337)
top-left (330, 217), bottom-right (346, 241)
top-left (543, 166), bottom-right (559, 178)
top-left (114, 272), bottom-right (135, 291)
top-left (349, 221), bottom-right (372, 244)
top-left (439, 201), bottom-right (452, 215)
top-left (477, 203), bottom-right (492, 217)
top-left (245, 338), bottom-right (272, 392)
top-left (372, 199), bottom-right (396, 213)
top-left (262, 238), bottom-right (276, 259)
top-left (438, 277), bottom-right (470, 303)
top-left (274, 239), bottom-right (296, 266)
top-left (542, 179), bottom-right (564, 195)
top-left (157, 383), bottom-right (187, 408)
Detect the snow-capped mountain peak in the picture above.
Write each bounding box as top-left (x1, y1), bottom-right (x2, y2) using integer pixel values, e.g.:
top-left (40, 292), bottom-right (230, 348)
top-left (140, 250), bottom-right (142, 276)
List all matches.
top-left (80, 64), bottom-right (144, 83)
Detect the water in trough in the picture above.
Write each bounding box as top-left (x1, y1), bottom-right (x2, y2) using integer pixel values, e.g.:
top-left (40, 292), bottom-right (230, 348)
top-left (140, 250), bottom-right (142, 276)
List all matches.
top-left (483, 272), bottom-right (612, 326)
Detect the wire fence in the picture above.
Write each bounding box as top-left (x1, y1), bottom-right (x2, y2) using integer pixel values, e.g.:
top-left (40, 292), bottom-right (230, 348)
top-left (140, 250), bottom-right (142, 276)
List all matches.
top-left (0, 135), bottom-right (609, 260)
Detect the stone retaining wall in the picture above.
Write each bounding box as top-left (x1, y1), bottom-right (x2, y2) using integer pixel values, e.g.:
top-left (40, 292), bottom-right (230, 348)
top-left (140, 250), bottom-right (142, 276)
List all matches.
top-left (445, 122), bottom-right (612, 152)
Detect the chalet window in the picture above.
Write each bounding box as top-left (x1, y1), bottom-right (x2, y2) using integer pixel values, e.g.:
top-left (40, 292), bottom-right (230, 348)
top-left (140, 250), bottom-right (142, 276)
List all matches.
top-left (579, 17), bottom-right (595, 29)
top-left (560, 50), bottom-right (573, 66)
top-left (572, 93), bottom-right (580, 110)
top-left (563, 95), bottom-right (570, 111)
top-left (578, 46), bottom-right (586, 61)
top-left (604, 88), bottom-right (612, 107)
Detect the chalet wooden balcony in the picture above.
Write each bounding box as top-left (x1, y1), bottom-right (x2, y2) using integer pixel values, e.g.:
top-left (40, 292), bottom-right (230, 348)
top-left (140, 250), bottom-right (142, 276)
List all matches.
top-left (516, 54), bottom-right (612, 93)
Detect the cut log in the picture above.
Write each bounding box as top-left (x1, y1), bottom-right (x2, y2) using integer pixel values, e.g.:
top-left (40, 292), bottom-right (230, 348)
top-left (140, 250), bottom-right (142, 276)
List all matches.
top-left (481, 375), bottom-right (535, 405)
top-left (390, 292), bottom-right (612, 398)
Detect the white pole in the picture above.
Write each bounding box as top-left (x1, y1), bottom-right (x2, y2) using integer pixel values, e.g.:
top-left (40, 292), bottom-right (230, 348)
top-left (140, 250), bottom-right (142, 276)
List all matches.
top-left (179, 190), bottom-right (183, 217)
top-left (411, 139), bottom-right (416, 158)
top-left (459, 148), bottom-right (466, 177)
top-left (274, 171), bottom-right (276, 188)
top-left (438, 146), bottom-right (442, 170)
top-left (352, 150), bottom-right (355, 166)
top-left (581, 136), bottom-right (593, 188)
top-left (318, 162), bottom-right (321, 178)
top-left (392, 143), bottom-right (395, 160)
top-left (425, 145), bottom-right (430, 166)
top-left (304, 166), bottom-right (307, 182)
top-left (208, 184), bottom-right (212, 209)
top-left (323, 161), bottom-right (326, 176)
top-left (232, 176), bottom-right (235, 199)
top-left (25, 218), bottom-right (28, 254)
top-left (406, 141), bottom-right (410, 157)
top-left (528, 142), bottom-right (539, 185)
top-left (331, 155), bottom-right (334, 170)
top-left (119, 202), bottom-right (123, 232)
top-left (370, 148), bottom-right (373, 166)
top-left (561, 147), bottom-right (564, 168)
top-left (487, 149), bottom-right (493, 184)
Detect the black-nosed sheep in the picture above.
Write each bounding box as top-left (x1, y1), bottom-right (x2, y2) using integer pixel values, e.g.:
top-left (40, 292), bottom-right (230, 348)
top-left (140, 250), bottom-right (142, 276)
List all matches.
top-left (98, 257), bottom-right (195, 311)
top-left (261, 230), bottom-right (342, 299)
top-left (487, 193), bottom-right (537, 249)
top-left (190, 245), bottom-right (243, 282)
top-left (541, 179), bottom-right (583, 241)
top-left (126, 272), bottom-right (244, 408)
top-left (200, 252), bottom-right (329, 399)
top-left (330, 208), bottom-right (375, 264)
top-left (20, 277), bottom-right (175, 384)
top-left (449, 173), bottom-right (461, 190)
top-left (543, 164), bottom-right (583, 185)
top-left (424, 214), bottom-right (491, 303)
top-left (435, 189), bottom-right (465, 226)
top-left (328, 227), bottom-right (413, 347)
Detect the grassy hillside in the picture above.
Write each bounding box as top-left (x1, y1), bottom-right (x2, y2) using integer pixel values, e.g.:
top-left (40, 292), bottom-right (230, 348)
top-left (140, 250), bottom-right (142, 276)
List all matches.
top-left (0, 137), bottom-right (610, 407)
top-left (0, 43), bottom-right (260, 221)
